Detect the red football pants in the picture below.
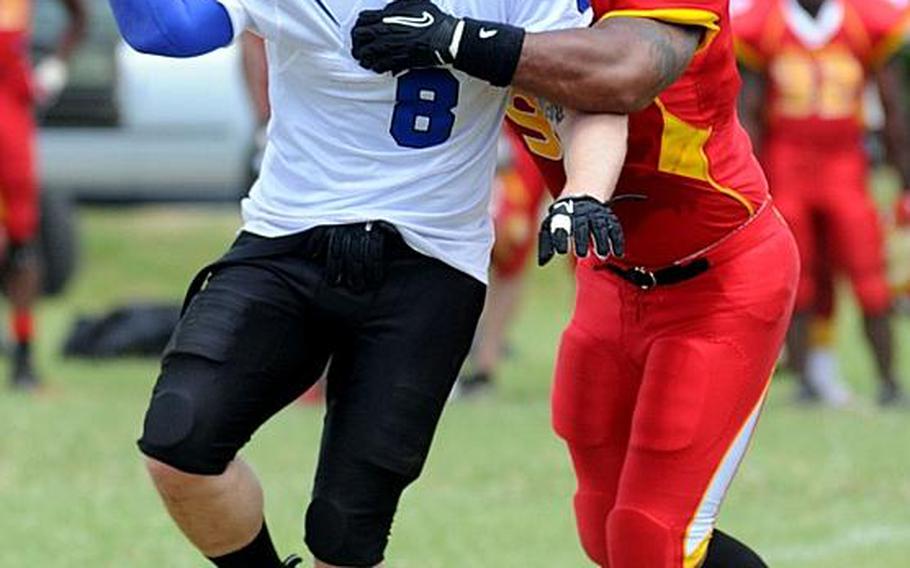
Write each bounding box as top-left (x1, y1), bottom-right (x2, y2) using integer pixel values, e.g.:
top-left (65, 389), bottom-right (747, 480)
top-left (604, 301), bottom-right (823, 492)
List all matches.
top-left (810, 218), bottom-right (837, 319)
top-left (765, 140), bottom-right (890, 315)
top-left (0, 37), bottom-right (39, 245)
top-left (553, 206), bottom-right (798, 568)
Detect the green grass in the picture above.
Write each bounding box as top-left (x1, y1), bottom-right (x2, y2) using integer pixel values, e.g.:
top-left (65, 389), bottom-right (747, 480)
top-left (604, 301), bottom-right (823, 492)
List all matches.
top-left (1, 205), bottom-right (909, 567)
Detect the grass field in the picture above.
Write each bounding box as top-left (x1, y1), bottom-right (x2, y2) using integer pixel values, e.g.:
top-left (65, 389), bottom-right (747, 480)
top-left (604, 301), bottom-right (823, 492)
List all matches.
top-left (1, 205), bottom-right (909, 567)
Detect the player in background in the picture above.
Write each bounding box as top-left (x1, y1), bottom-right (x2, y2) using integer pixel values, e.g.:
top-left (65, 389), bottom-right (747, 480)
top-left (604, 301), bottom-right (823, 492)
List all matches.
top-left (0, 0), bottom-right (85, 390)
top-left (456, 129), bottom-right (548, 398)
top-left (735, 0), bottom-right (910, 406)
top-left (353, 0), bottom-right (799, 566)
top-left (109, 0), bottom-right (591, 566)
top-left (801, 229), bottom-right (854, 406)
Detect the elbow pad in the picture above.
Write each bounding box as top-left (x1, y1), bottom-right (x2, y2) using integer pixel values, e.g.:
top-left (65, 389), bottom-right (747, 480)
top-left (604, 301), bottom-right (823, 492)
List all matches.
top-left (109, 0), bottom-right (236, 57)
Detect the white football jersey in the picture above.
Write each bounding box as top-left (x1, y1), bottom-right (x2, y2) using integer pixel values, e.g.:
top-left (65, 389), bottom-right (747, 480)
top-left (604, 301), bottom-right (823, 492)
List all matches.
top-left (217, 0), bottom-right (591, 283)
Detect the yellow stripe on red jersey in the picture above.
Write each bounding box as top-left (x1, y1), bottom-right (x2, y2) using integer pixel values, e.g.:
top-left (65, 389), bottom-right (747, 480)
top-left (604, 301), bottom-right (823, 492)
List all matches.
top-left (505, 0), bottom-right (769, 268)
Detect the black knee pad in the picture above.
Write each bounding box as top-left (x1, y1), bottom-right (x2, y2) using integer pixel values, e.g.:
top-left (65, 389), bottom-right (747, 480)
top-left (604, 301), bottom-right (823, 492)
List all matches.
top-left (305, 466), bottom-right (412, 567)
top-left (137, 357), bottom-right (233, 475)
top-left (305, 499), bottom-right (353, 565)
top-left (142, 389), bottom-right (196, 449)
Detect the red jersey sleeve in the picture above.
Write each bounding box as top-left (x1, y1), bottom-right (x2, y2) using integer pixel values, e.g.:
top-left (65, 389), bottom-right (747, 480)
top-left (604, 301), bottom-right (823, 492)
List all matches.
top-left (855, 0), bottom-right (910, 68)
top-left (593, 0), bottom-right (726, 51)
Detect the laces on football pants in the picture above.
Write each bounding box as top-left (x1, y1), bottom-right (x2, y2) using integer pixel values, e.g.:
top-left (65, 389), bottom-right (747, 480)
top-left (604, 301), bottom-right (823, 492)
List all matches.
top-left (324, 223), bottom-right (388, 292)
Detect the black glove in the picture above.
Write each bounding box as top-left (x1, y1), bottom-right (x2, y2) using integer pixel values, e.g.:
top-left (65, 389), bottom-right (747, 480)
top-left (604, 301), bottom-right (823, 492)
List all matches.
top-left (539, 196), bottom-right (625, 267)
top-left (353, 0), bottom-right (459, 72)
top-left (352, 0), bottom-right (525, 87)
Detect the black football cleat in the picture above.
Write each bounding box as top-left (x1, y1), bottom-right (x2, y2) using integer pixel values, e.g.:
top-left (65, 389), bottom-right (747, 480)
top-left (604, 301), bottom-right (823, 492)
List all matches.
top-left (10, 343), bottom-right (41, 392)
top-left (452, 372), bottom-right (494, 400)
top-left (879, 384), bottom-right (908, 408)
top-left (283, 554), bottom-right (304, 567)
top-left (793, 382), bottom-right (821, 406)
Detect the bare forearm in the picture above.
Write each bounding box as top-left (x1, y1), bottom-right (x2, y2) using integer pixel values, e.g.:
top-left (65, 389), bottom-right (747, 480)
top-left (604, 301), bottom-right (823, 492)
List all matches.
top-left (878, 62), bottom-right (910, 188)
top-left (512, 18), bottom-right (700, 113)
top-left (561, 112), bottom-right (628, 201)
top-left (738, 67), bottom-right (767, 153)
top-left (241, 33), bottom-right (271, 124)
top-left (883, 119), bottom-right (910, 188)
top-left (55, 0), bottom-right (87, 60)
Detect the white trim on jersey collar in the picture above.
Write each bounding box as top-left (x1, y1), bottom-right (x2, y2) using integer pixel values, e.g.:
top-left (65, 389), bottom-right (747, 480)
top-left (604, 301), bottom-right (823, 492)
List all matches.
top-left (730, 0), bottom-right (755, 18)
top-left (784, 0), bottom-right (845, 49)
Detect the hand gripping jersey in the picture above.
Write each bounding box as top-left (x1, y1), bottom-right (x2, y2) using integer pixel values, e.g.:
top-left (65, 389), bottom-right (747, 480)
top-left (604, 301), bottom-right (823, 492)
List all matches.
top-left (734, 0), bottom-right (910, 150)
top-left (508, 0), bottom-right (770, 268)
top-left (217, 0), bottom-right (590, 283)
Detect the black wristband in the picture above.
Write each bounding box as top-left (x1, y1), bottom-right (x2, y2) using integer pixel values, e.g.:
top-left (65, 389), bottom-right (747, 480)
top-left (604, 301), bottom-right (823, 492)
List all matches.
top-left (453, 18), bottom-right (526, 88)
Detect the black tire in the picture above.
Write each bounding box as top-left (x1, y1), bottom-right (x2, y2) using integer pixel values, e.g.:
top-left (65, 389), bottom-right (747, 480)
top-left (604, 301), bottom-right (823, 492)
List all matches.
top-left (38, 190), bottom-right (78, 296)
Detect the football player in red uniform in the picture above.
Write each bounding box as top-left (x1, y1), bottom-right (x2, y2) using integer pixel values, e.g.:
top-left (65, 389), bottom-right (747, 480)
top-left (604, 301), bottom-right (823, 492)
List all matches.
top-left (353, 1), bottom-right (798, 566)
top-left (0, 0), bottom-right (85, 389)
top-left (735, 0), bottom-right (910, 406)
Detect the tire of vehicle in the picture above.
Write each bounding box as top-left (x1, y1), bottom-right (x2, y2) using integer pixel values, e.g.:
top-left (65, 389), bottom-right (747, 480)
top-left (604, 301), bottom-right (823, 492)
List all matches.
top-left (38, 190), bottom-right (78, 296)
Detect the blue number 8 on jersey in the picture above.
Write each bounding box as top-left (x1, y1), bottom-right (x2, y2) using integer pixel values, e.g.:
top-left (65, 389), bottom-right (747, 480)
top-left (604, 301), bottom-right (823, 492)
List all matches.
top-left (390, 69), bottom-right (460, 149)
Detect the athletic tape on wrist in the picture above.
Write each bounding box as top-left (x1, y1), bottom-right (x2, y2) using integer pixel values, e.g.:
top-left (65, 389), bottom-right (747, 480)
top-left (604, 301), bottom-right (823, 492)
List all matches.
top-left (449, 19), bottom-right (466, 60)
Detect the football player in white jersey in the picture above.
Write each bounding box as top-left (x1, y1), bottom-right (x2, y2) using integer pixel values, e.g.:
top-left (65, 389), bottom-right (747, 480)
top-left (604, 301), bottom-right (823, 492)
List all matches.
top-left (108, 0), bottom-right (598, 566)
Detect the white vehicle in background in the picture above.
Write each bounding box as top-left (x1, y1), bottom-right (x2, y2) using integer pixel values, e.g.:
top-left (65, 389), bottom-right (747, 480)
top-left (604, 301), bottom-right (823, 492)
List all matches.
top-left (34, 0), bottom-right (255, 293)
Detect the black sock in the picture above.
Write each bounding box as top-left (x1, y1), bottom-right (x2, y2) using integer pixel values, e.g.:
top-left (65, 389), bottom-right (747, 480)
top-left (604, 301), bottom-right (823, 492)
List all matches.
top-left (208, 522), bottom-right (284, 568)
top-left (703, 530), bottom-right (768, 568)
top-left (14, 341), bottom-right (31, 366)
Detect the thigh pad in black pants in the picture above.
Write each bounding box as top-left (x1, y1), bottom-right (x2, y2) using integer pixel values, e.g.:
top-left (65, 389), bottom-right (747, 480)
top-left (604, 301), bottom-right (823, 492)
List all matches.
top-left (138, 254), bottom-right (333, 475)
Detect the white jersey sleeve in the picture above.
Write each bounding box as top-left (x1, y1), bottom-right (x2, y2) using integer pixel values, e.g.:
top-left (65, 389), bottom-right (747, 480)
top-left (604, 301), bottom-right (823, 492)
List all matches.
top-left (218, 0), bottom-right (275, 39)
top-left (507, 0), bottom-right (593, 31)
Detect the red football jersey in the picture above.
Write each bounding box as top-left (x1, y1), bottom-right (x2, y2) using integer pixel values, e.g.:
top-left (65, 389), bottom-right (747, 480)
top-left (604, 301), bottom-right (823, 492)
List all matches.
top-left (0, 7), bottom-right (31, 103)
top-left (734, 0), bottom-right (910, 149)
top-left (0, 0), bottom-right (31, 88)
top-left (508, 0), bottom-right (769, 268)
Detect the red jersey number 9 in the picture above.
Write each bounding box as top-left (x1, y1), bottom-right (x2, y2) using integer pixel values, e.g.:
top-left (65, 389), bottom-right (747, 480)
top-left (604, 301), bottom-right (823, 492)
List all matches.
top-left (506, 93), bottom-right (564, 161)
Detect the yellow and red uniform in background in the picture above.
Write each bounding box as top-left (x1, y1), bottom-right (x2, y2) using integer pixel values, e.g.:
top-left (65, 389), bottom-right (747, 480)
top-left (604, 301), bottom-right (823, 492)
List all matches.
top-left (734, 0), bottom-right (909, 316)
top-left (507, 1), bottom-right (799, 566)
top-left (0, 0), bottom-right (39, 244)
top-left (490, 128), bottom-right (548, 279)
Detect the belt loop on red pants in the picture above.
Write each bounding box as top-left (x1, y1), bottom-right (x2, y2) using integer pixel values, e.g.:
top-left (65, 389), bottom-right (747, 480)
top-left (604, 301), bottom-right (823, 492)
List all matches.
top-left (597, 201), bottom-right (780, 291)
